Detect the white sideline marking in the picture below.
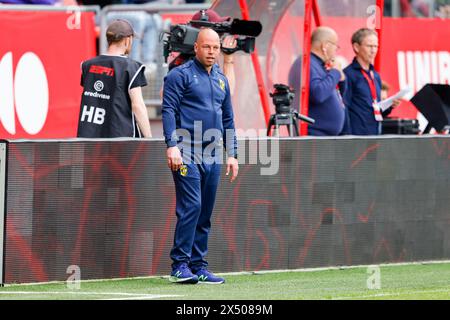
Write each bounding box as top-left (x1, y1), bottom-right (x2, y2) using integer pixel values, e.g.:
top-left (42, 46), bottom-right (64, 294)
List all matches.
top-left (249, 260), bottom-right (450, 276)
top-left (332, 288), bottom-right (450, 300)
top-left (0, 291), bottom-right (181, 300)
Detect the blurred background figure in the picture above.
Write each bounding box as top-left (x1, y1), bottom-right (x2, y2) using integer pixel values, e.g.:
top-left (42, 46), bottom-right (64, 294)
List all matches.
top-left (104, 0), bottom-right (165, 77)
top-left (381, 80), bottom-right (390, 101)
top-left (435, 0), bottom-right (450, 18)
top-left (399, 0), bottom-right (430, 17)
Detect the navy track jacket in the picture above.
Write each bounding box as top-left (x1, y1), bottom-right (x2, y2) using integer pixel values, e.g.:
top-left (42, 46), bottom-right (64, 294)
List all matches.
top-left (308, 53), bottom-right (346, 136)
top-left (162, 59), bottom-right (237, 160)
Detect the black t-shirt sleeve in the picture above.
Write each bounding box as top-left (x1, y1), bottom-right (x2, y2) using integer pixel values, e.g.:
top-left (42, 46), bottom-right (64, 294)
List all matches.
top-left (128, 62), bottom-right (147, 90)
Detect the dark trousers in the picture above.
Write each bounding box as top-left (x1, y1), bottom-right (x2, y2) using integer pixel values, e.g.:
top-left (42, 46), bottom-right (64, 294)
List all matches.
top-left (170, 163), bottom-right (221, 271)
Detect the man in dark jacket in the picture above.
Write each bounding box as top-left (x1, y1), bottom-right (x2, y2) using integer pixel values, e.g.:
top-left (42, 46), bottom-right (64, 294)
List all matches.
top-left (307, 26), bottom-right (347, 136)
top-left (343, 28), bottom-right (399, 135)
top-left (162, 28), bottom-right (238, 285)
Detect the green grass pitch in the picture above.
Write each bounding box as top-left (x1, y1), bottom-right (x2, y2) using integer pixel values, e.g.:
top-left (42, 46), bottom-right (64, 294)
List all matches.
top-left (1, 262), bottom-right (449, 300)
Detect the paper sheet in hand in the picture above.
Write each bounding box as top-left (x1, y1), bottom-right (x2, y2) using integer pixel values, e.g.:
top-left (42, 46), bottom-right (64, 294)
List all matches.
top-left (375, 87), bottom-right (411, 112)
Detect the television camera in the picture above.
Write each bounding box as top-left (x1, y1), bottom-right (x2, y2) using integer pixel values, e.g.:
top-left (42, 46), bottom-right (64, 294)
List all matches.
top-left (267, 84), bottom-right (315, 137)
top-left (163, 14), bottom-right (263, 63)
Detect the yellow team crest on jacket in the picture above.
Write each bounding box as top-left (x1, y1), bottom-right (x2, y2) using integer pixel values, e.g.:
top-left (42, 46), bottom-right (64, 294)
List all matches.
top-left (180, 165), bottom-right (188, 177)
top-left (219, 78), bottom-right (225, 92)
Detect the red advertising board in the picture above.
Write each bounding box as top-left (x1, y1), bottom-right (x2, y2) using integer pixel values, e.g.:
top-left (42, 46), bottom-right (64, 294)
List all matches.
top-left (0, 10), bottom-right (97, 139)
top-left (380, 18), bottom-right (450, 121)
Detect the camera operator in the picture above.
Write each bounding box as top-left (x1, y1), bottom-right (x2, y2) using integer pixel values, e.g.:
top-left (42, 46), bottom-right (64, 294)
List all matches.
top-left (167, 9), bottom-right (237, 93)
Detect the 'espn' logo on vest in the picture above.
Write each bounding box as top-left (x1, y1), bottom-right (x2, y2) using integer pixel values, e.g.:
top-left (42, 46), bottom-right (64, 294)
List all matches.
top-left (89, 65), bottom-right (114, 77)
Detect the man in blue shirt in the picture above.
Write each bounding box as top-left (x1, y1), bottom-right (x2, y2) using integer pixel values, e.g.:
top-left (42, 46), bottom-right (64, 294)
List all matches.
top-left (307, 27), bottom-right (347, 136)
top-left (162, 28), bottom-right (238, 285)
top-left (343, 28), bottom-right (399, 135)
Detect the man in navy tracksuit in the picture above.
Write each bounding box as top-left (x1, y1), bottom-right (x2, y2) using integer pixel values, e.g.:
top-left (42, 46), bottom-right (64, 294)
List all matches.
top-left (162, 28), bottom-right (239, 284)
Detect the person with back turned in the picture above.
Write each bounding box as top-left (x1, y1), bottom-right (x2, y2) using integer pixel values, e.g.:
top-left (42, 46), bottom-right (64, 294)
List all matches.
top-left (77, 19), bottom-right (152, 138)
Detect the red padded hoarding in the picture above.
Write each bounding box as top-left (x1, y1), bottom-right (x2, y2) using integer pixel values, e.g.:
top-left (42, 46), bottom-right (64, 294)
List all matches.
top-left (0, 10), bottom-right (97, 139)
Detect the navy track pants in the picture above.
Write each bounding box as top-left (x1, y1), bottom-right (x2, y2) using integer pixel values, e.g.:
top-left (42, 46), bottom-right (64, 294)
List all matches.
top-left (170, 163), bottom-right (221, 270)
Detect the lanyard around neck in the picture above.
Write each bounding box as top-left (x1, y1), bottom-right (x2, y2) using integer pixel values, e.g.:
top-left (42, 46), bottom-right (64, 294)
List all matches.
top-left (360, 69), bottom-right (377, 101)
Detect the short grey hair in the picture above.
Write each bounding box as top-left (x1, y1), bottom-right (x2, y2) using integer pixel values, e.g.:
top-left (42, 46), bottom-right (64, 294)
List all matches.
top-left (351, 28), bottom-right (378, 45)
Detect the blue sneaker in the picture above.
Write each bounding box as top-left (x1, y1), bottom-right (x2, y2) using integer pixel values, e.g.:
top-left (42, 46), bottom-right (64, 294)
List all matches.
top-left (194, 267), bottom-right (225, 284)
top-left (169, 263), bottom-right (198, 284)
